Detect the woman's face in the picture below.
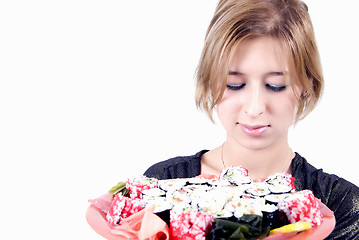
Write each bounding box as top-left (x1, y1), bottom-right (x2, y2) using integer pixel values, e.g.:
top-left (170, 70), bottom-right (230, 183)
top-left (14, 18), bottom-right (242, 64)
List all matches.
top-left (217, 36), bottom-right (299, 150)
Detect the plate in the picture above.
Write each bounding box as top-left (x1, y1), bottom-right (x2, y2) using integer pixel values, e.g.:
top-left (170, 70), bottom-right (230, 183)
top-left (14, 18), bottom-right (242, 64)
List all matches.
top-left (86, 193), bottom-right (335, 240)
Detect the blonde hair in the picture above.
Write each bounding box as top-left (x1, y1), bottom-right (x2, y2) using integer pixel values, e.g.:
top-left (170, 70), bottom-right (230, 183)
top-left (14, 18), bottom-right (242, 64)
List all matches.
top-left (195, 0), bottom-right (323, 123)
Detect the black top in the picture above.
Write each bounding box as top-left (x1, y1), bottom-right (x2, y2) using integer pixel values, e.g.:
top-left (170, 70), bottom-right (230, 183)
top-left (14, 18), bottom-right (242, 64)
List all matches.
top-left (144, 150), bottom-right (359, 240)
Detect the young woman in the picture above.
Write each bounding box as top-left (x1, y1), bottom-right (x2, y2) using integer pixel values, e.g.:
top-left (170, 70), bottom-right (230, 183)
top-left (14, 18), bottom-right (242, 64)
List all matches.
top-left (144, 0), bottom-right (359, 239)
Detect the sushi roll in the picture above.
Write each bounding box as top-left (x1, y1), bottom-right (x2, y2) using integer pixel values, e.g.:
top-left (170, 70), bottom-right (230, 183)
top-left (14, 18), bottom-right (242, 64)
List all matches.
top-left (232, 198), bottom-right (265, 219)
top-left (145, 196), bottom-right (172, 212)
top-left (126, 175), bottom-right (159, 199)
top-left (268, 184), bottom-right (292, 194)
top-left (266, 173), bottom-right (295, 191)
top-left (212, 210), bottom-right (236, 221)
top-left (191, 188), bottom-right (228, 216)
top-left (261, 204), bottom-right (281, 229)
top-left (186, 177), bottom-right (212, 186)
top-left (264, 194), bottom-right (287, 205)
top-left (277, 190), bottom-right (323, 227)
top-left (146, 197), bottom-right (173, 227)
top-left (141, 187), bottom-right (166, 201)
top-left (183, 183), bottom-right (212, 193)
top-left (106, 193), bottom-right (145, 226)
top-left (159, 179), bottom-right (186, 192)
top-left (220, 166), bottom-right (251, 185)
top-left (166, 188), bottom-right (192, 207)
top-left (170, 209), bottom-right (213, 240)
top-left (245, 182), bottom-right (271, 197)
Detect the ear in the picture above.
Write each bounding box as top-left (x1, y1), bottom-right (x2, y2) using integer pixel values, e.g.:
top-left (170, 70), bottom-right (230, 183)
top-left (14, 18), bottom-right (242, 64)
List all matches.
top-left (301, 77), bottom-right (313, 99)
top-left (301, 90), bottom-right (309, 99)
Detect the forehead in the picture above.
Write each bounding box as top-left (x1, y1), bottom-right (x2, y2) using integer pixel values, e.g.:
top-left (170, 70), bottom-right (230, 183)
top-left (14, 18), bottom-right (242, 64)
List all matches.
top-left (229, 36), bottom-right (289, 73)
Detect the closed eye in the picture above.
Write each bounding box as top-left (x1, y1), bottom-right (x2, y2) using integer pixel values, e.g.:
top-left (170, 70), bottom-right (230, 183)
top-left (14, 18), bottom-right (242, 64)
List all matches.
top-left (226, 84), bottom-right (246, 90)
top-left (266, 84), bottom-right (287, 92)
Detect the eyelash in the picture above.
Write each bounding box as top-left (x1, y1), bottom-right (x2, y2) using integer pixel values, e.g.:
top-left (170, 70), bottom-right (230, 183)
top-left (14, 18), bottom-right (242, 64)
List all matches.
top-left (226, 84), bottom-right (287, 92)
top-left (226, 84), bottom-right (245, 91)
top-left (265, 84), bottom-right (287, 92)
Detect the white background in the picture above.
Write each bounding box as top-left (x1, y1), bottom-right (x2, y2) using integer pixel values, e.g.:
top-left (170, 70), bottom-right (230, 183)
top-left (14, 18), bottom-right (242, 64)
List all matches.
top-left (1, 1), bottom-right (358, 239)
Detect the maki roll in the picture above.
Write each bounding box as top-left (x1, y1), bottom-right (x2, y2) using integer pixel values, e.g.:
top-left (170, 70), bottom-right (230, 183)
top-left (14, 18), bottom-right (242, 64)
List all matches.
top-left (191, 188), bottom-right (229, 216)
top-left (106, 194), bottom-right (145, 226)
top-left (166, 188), bottom-right (192, 206)
top-left (186, 177), bottom-right (212, 186)
top-left (231, 198), bottom-right (265, 219)
top-left (268, 184), bottom-right (292, 194)
top-left (261, 204), bottom-right (281, 229)
top-left (126, 175), bottom-right (159, 199)
top-left (141, 187), bottom-right (166, 201)
top-left (220, 166), bottom-right (251, 185)
top-left (245, 182), bottom-right (271, 197)
top-left (147, 197), bottom-right (173, 227)
top-left (278, 190), bottom-right (323, 227)
top-left (170, 209), bottom-right (213, 240)
top-left (159, 179), bottom-right (186, 192)
top-left (266, 173), bottom-right (295, 191)
top-left (183, 183), bottom-right (212, 192)
top-left (264, 194), bottom-right (286, 205)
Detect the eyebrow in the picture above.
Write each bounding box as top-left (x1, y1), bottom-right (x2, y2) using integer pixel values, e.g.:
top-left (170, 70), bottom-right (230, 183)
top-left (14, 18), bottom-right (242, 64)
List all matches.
top-left (228, 71), bottom-right (244, 76)
top-left (228, 71), bottom-right (286, 77)
top-left (266, 71), bottom-right (284, 77)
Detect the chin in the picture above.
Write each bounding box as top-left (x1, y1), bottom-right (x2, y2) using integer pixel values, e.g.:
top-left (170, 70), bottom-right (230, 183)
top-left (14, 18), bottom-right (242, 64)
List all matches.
top-left (235, 139), bottom-right (273, 151)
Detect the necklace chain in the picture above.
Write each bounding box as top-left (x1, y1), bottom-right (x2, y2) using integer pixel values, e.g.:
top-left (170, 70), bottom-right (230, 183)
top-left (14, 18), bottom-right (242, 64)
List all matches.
top-left (220, 142), bottom-right (293, 173)
top-left (220, 142), bottom-right (226, 169)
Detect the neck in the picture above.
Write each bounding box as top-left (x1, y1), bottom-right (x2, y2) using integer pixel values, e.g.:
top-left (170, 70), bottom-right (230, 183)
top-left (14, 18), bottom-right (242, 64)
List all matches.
top-left (222, 137), bottom-right (293, 179)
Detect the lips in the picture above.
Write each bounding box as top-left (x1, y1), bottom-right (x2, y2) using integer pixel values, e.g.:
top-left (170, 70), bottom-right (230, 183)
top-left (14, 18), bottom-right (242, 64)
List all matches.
top-left (237, 123), bottom-right (270, 137)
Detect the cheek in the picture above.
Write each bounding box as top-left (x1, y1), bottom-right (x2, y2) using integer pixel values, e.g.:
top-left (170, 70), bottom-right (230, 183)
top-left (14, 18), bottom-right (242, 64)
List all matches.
top-left (272, 95), bottom-right (298, 123)
top-left (216, 102), bottom-right (230, 125)
top-left (216, 96), bottom-right (237, 126)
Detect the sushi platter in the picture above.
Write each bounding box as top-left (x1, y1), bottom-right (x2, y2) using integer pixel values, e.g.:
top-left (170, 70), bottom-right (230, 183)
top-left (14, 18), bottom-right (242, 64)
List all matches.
top-left (87, 166), bottom-right (335, 239)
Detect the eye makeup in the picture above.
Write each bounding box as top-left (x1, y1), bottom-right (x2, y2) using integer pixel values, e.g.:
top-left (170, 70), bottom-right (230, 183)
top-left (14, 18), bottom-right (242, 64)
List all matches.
top-left (265, 84), bottom-right (287, 92)
top-left (226, 83), bottom-right (287, 92)
top-left (226, 84), bottom-right (246, 90)
top-left (226, 71), bottom-right (288, 92)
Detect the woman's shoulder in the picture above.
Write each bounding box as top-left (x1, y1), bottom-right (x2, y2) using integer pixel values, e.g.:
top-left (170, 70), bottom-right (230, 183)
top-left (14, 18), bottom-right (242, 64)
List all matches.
top-left (143, 150), bottom-right (209, 180)
top-left (292, 152), bottom-right (339, 192)
top-left (292, 152), bottom-right (359, 198)
top-left (292, 152), bottom-right (359, 239)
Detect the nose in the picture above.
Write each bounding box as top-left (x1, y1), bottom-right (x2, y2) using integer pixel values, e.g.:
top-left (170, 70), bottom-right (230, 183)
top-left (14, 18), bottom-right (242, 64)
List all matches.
top-left (243, 85), bottom-right (266, 117)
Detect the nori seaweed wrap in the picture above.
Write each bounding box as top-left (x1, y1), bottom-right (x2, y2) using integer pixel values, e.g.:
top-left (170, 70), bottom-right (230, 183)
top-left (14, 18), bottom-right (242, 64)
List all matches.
top-left (210, 215), bottom-right (270, 239)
